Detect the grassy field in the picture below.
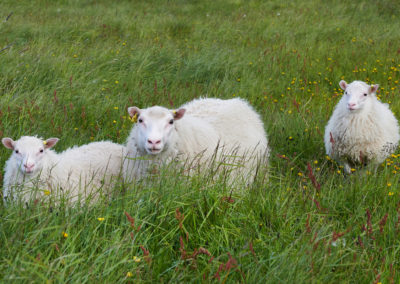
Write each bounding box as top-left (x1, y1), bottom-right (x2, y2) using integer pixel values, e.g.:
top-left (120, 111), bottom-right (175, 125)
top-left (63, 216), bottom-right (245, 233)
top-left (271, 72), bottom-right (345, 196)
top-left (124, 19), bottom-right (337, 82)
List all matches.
top-left (1, 0), bottom-right (400, 282)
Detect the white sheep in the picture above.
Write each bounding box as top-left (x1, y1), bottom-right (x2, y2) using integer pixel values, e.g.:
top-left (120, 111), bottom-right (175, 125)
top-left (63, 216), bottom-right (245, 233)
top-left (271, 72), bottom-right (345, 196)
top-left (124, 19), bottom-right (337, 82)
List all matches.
top-left (123, 97), bottom-right (269, 183)
top-left (2, 136), bottom-right (126, 204)
top-left (324, 80), bottom-right (400, 173)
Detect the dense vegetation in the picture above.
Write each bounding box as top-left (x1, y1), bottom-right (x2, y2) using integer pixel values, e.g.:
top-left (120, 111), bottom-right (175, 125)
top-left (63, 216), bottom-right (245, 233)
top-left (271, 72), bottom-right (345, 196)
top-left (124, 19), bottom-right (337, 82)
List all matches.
top-left (1, 0), bottom-right (400, 282)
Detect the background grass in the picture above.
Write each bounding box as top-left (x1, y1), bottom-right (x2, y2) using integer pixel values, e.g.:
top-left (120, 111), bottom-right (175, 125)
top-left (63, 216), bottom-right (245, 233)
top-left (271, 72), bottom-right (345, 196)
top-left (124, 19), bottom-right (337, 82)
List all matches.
top-left (1, 0), bottom-right (400, 282)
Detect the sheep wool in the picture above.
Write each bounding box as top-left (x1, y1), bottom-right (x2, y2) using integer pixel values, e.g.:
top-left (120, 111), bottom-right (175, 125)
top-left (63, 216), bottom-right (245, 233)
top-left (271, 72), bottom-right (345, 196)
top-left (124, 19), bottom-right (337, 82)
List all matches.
top-left (2, 136), bottom-right (126, 204)
top-left (324, 80), bottom-right (400, 173)
top-left (124, 97), bottom-right (269, 183)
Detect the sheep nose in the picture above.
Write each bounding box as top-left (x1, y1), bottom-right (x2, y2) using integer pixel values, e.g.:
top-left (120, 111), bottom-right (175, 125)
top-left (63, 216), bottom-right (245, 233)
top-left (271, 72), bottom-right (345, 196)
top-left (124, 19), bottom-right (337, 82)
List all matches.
top-left (348, 103), bottom-right (356, 109)
top-left (147, 139), bottom-right (161, 145)
top-left (24, 163), bottom-right (35, 171)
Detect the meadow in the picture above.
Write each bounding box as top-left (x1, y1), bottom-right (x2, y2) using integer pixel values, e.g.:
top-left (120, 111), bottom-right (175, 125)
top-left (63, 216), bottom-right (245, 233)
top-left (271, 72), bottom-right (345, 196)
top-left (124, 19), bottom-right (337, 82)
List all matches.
top-left (1, 0), bottom-right (400, 282)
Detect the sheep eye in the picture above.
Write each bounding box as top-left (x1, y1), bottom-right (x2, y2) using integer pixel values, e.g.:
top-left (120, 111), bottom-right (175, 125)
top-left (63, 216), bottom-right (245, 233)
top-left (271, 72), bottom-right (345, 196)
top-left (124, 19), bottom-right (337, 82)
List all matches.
top-left (15, 150), bottom-right (19, 154)
top-left (169, 119), bottom-right (174, 125)
top-left (138, 118), bottom-right (143, 123)
top-left (40, 149), bottom-right (44, 153)
top-left (363, 93), bottom-right (367, 97)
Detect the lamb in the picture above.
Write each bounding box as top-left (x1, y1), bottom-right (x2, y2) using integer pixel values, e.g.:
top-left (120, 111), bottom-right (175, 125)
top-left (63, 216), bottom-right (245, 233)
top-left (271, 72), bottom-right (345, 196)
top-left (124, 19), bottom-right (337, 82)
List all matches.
top-left (324, 80), bottom-right (400, 173)
top-left (123, 97), bottom-right (269, 183)
top-left (2, 136), bottom-right (127, 204)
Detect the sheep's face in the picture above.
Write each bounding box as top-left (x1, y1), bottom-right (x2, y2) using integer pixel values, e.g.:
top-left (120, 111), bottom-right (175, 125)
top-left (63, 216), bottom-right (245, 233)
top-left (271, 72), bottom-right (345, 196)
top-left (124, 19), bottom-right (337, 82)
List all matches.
top-left (128, 106), bottom-right (185, 155)
top-left (2, 136), bottom-right (59, 175)
top-left (340, 80), bottom-right (379, 112)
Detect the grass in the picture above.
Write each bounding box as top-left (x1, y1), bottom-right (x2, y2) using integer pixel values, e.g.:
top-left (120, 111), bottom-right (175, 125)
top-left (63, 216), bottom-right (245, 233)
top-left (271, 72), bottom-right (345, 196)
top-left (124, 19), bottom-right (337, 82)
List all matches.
top-left (1, 0), bottom-right (400, 282)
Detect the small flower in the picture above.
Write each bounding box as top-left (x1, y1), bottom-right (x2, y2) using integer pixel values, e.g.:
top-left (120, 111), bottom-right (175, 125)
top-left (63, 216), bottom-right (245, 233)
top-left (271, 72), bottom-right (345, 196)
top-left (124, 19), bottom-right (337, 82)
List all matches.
top-left (97, 217), bottom-right (105, 221)
top-left (337, 170), bottom-right (341, 174)
top-left (316, 167), bottom-right (320, 171)
top-left (129, 113), bottom-right (138, 123)
top-left (115, 80), bottom-right (119, 84)
top-left (43, 141), bottom-right (47, 145)
top-left (351, 168), bottom-right (356, 172)
top-left (62, 231), bottom-right (68, 238)
top-left (313, 160), bottom-right (318, 164)
top-left (237, 78), bottom-right (241, 82)
top-left (298, 172), bottom-right (303, 177)
top-left (289, 136), bottom-right (293, 140)
top-left (74, 127), bottom-right (78, 131)
top-left (133, 256), bottom-right (141, 263)
top-left (43, 190), bottom-right (51, 196)
top-left (113, 120), bottom-right (117, 124)
top-left (114, 106), bottom-right (118, 110)
top-left (326, 155), bottom-right (331, 161)
top-left (387, 183), bottom-right (392, 187)
top-left (73, 54), bottom-right (78, 58)
top-left (388, 192), bottom-right (394, 196)
top-left (126, 272), bottom-right (133, 277)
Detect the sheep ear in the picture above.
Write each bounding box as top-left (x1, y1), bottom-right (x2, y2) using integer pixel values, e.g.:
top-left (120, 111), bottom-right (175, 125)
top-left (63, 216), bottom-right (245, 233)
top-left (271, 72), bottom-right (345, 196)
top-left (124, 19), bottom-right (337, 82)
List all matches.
top-left (44, 138), bottom-right (59, 149)
top-left (173, 108), bottom-right (186, 120)
top-left (370, 84), bottom-right (379, 94)
top-left (2, 138), bottom-right (15, 150)
top-left (128, 107), bottom-right (141, 118)
top-left (339, 80), bottom-right (347, 90)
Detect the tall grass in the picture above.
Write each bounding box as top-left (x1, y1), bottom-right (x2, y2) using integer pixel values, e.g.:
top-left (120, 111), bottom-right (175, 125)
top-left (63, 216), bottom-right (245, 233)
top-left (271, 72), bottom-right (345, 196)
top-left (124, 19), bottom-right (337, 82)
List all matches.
top-left (1, 0), bottom-right (400, 282)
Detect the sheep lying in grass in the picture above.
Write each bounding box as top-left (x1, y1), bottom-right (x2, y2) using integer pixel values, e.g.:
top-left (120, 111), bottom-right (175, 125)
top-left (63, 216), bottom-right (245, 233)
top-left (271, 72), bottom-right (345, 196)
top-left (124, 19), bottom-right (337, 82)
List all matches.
top-left (2, 136), bottom-right (126, 204)
top-left (123, 97), bottom-right (269, 183)
top-left (324, 80), bottom-right (400, 173)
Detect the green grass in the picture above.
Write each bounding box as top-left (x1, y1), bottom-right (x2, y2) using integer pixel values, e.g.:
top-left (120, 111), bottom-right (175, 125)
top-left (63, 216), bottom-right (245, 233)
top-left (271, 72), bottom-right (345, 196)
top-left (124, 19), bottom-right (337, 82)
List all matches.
top-left (1, 0), bottom-right (400, 282)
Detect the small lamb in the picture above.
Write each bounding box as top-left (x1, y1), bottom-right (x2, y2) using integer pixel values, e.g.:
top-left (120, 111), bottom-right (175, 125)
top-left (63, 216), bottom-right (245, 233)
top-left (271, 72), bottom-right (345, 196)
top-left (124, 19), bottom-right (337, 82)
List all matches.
top-left (123, 97), bottom-right (269, 183)
top-left (2, 136), bottom-right (126, 204)
top-left (324, 80), bottom-right (400, 173)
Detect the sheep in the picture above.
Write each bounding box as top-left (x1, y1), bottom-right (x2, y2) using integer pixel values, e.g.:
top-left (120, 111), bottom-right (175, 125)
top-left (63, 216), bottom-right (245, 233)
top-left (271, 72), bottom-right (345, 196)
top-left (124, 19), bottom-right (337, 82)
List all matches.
top-left (123, 97), bottom-right (269, 183)
top-left (324, 80), bottom-right (400, 173)
top-left (2, 136), bottom-right (126, 204)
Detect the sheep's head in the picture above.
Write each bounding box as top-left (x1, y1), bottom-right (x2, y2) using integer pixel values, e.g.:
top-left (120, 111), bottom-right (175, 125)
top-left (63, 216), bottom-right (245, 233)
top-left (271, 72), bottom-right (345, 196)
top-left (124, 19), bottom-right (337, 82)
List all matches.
top-left (339, 80), bottom-right (379, 111)
top-left (128, 106), bottom-right (185, 155)
top-left (2, 136), bottom-right (59, 175)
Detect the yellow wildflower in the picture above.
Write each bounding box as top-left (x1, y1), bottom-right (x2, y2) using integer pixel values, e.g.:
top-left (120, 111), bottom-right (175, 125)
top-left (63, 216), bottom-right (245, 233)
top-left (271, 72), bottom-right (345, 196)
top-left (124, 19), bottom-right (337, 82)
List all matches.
top-left (130, 113), bottom-right (138, 123)
top-left (126, 272), bottom-right (133, 277)
top-left (62, 231), bottom-right (68, 238)
top-left (133, 256), bottom-right (141, 263)
top-left (43, 190), bottom-right (51, 196)
top-left (97, 217), bottom-right (105, 221)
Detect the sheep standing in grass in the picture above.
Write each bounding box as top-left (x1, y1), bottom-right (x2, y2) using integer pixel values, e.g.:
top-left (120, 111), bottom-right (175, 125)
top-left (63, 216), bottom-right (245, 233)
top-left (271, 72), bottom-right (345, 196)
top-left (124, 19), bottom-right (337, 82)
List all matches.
top-left (2, 136), bottom-right (126, 204)
top-left (123, 97), bottom-right (269, 183)
top-left (324, 80), bottom-right (400, 173)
